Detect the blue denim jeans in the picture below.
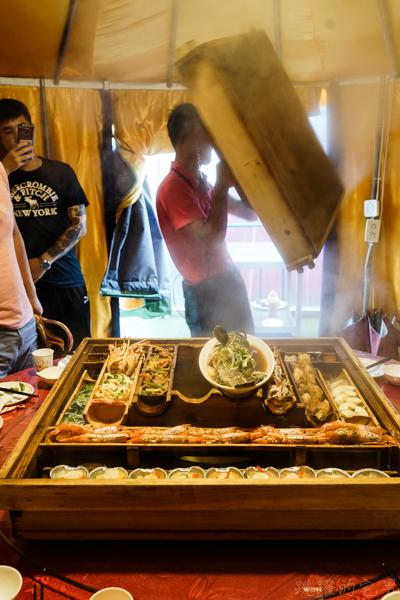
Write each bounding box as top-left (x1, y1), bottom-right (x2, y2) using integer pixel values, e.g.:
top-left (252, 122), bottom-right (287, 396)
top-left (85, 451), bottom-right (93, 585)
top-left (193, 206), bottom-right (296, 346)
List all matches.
top-left (0, 316), bottom-right (38, 378)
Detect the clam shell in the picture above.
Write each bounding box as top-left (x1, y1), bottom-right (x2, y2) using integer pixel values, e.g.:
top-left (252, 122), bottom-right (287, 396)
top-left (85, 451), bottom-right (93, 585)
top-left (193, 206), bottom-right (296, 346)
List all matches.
top-left (90, 466), bottom-right (129, 480)
top-left (205, 467), bottom-right (243, 479)
top-left (316, 468), bottom-right (351, 479)
top-left (243, 466), bottom-right (280, 479)
top-left (279, 466), bottom-right (316, 479)
top-left (80, 462), bottom-right (107, 472)
top-left (168, 467), bottom-right (205, 479)
top-left (352, 468), bottom-right (390, 478)
top-left (129, 468), bottom-right (167, 480)
top-left (50, 465), bottom-right (89, 480)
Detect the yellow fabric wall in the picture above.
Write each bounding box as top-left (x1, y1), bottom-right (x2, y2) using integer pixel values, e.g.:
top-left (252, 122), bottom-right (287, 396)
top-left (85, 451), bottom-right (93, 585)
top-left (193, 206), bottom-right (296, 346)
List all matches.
top-left (0, 86), bottom-right (111, 339)
top-left (332, 80), bottom-right (400, 332)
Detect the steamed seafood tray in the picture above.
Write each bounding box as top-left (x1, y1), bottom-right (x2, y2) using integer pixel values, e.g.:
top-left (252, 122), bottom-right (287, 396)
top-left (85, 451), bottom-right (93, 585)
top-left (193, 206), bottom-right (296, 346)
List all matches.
top-left (107, 339), bottom-right (146, 376)
top-left (47, 420), bottom-right (399, 446)
top-left (284, 352), bottom-right (339, 425)
top-left (324, 369), bottom-right (378, 426)
top-left (263, 348), bottom-right (296, 415)
top-left (44, 463), bottom-right (391, 480)
top-left (83, 340), bottom-right (146, 420)
top-left (137, 345), bottom-right (177, 398)
top-left (4, 336), bottom-right (400, 541)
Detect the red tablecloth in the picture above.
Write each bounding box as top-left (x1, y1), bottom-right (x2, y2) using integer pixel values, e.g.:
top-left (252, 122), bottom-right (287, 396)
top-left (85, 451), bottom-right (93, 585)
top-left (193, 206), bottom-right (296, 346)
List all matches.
top-left (1, 363), bottom-right (400, 600)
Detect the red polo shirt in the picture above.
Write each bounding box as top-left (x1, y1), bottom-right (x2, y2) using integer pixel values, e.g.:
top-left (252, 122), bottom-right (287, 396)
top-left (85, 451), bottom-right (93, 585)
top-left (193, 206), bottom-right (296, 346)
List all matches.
top-left (156, 161), bottom-right (232, 285)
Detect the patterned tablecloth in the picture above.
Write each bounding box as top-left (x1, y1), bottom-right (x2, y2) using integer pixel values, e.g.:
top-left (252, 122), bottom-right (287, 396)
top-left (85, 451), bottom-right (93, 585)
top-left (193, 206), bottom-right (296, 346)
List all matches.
top-left (1, 361), bottom-right (400, 600)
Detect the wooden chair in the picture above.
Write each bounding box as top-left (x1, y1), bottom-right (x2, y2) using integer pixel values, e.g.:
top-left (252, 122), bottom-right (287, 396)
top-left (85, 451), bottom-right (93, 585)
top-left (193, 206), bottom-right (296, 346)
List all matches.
top-left (35, 315), bottom-right (74, 353)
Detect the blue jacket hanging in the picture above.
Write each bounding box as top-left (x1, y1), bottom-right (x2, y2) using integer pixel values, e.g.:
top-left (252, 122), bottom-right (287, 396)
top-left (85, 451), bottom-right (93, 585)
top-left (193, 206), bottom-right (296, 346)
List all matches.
top-left (100, 168), bottom-right (171, 313)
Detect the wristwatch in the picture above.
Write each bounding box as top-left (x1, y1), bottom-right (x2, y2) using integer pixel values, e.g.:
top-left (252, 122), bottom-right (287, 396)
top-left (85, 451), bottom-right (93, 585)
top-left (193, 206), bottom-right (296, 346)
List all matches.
top-left (39, 257), bottom-right (51, 271)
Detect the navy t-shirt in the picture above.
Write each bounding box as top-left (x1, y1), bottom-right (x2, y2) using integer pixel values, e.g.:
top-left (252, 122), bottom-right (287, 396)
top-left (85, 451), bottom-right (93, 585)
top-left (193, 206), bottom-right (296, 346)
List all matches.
top-left (9, 157), bottom-right (89, 288)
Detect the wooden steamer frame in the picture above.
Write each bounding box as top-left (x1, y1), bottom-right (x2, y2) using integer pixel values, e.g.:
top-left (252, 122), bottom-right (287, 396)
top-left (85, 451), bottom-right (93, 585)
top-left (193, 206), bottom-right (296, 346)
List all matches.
top-left (175, 31), bottom-right (344, 272)
top-left (1, 337), bottom-right (400, 541)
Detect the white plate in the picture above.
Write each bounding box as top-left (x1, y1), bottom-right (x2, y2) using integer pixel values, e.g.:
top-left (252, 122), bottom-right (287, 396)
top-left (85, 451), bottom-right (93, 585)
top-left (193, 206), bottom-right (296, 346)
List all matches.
top-left (359, 358), bottom-right (384, 378)
top-left (0, 415), bottom-right (3, 429)
top-left (0, 381), bottom-right (35, 406)
top-left (252, 299), bottom-right (287, 311)
top-left (58, 355), bottom-right (73, 367)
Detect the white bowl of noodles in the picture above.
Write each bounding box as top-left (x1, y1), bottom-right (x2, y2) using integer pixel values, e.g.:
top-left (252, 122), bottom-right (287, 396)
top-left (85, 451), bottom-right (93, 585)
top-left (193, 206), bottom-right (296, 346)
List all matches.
top-left (199, 333), bottom-right (275, 397)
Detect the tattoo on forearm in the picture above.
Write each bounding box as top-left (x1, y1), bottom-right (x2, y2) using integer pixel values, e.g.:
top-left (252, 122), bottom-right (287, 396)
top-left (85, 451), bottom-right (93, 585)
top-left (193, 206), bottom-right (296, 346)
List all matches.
top-left (46, 205), bottom-right (87, 260)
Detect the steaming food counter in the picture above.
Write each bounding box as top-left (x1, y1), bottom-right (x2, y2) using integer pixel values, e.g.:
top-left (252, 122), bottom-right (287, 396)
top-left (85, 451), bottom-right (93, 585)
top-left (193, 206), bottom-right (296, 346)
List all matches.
top-left (1, 336), bottom-right (400, 541)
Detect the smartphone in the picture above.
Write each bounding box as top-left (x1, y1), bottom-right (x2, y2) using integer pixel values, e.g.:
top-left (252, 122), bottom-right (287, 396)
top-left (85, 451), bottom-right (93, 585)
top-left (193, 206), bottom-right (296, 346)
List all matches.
top-left (17, 123), bottom-right (35, 161)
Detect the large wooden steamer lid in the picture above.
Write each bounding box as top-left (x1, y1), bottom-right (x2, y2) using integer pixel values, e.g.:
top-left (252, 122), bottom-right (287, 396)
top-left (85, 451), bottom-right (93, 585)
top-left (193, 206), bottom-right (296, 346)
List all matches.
top-left (175, 30), bottom-right (344, 272)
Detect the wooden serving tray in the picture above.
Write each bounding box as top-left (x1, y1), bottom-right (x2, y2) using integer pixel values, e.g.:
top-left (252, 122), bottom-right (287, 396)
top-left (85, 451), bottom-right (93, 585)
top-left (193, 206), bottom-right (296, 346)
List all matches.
top-left (176, 31), bottom-right (344, 272)
top-left (263, 348), bottom-right (297, 416)
top-left (283, 352), bottom-right (340, 427)
top-left (132, 344), bottom-right (178, 417)
top-left (323, 368), bottom-right (380, 427)
top-left (2, 336), bottom-right (400, 541)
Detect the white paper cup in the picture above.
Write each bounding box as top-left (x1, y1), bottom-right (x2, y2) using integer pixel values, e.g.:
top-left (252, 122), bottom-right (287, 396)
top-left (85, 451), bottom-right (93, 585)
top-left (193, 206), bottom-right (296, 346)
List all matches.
top-left (90, 588), bottom-right (133, 600)
top-left (0, 565), bottom-right (23, 600)
top-left (32, 348), bottom-right (54, 372)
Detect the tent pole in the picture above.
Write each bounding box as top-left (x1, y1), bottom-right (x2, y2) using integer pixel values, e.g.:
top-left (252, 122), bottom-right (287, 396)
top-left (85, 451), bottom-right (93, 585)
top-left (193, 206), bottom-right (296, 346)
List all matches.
top-left (40, 78), bottom-right (51, 159)
top-left (274, 0), bottom-right (281, 59)
top-left (100, 84), bottom-right (120, 337)
top-left (167, 0), bottom-right (180, 88)
top-left (53, 0), bottom-right (78, 86)
top-left (362, 75), bottom-right (386, 316)
top-left (377, 0), bottom-right (400, 79)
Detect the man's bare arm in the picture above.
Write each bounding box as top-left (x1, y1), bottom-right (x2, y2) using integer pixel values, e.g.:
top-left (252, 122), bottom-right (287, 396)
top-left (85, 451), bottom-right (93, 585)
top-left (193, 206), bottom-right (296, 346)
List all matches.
top-left (13, 218), bottom-right (42, 315)
top-left (185, 162), bottom-right (234, 254)
top-left (29, 204), bottom-right (87, 283)
top-left (227, 194), bottom-right (258, 221)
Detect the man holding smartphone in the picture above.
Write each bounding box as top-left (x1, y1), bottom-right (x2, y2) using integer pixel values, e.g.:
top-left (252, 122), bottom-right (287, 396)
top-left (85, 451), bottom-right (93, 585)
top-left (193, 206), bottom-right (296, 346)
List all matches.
top-left (0, 98), bottom-right (91, 350)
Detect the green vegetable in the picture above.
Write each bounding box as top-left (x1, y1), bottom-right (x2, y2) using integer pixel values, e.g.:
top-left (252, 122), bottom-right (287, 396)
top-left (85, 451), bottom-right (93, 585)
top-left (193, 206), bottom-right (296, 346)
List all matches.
top-left (62, 382), bottom-right (95, 424)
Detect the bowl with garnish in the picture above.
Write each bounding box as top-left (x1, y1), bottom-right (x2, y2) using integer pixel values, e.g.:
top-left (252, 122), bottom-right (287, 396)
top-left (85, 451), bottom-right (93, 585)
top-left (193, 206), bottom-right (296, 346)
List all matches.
top-left (199, 327), bottom-right (274, 397)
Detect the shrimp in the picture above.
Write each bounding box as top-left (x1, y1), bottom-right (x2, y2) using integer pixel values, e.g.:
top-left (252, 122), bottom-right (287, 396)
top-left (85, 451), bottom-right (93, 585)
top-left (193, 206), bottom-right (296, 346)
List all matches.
top-left (311, 421), bottom-right (388, 436)
top-left (49, 423), bottom-right (92, 442)
top-left (107, 342), bottom-right (127, 374)
top-left (64, 432), bottom-right (129, 443)
top-left (49, 423), bottom-right (124, 443)
top-left (91, 396), bottom-right (126, 405)
top-left (315, 428), bottom-right (386, 445)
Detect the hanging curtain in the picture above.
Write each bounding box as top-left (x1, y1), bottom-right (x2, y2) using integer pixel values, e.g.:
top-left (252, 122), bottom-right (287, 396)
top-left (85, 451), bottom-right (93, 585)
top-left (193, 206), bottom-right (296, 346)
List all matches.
top-left (331, 81), bottom-right (400, 333)
top-left (0, 86), bottom-right (111, 337)
top-left (111, 88), bottom-right (189, 216)
top-left (99, 89), bottom-right (188, 316)
top-left (42, 87), bottom-right (112, 338)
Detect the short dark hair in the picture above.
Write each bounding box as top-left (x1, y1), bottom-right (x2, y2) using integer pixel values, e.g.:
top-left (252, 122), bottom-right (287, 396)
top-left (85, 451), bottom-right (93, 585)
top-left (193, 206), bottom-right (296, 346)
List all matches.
top-left (0, 98), bottom-right (32, 125)
top-left (167, 103), bottom-right (202, 149)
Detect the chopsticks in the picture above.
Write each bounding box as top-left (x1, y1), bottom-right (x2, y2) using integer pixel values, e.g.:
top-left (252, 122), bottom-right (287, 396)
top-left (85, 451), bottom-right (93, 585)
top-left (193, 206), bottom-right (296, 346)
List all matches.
top-left (383, 563), bottom-right (400, 589)
top-left (365, 356), bottom-right (392, 370)
top-left (33, 582), bottom-right (44, 600)
top-left (0, 386), bottom-right (38, 399)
